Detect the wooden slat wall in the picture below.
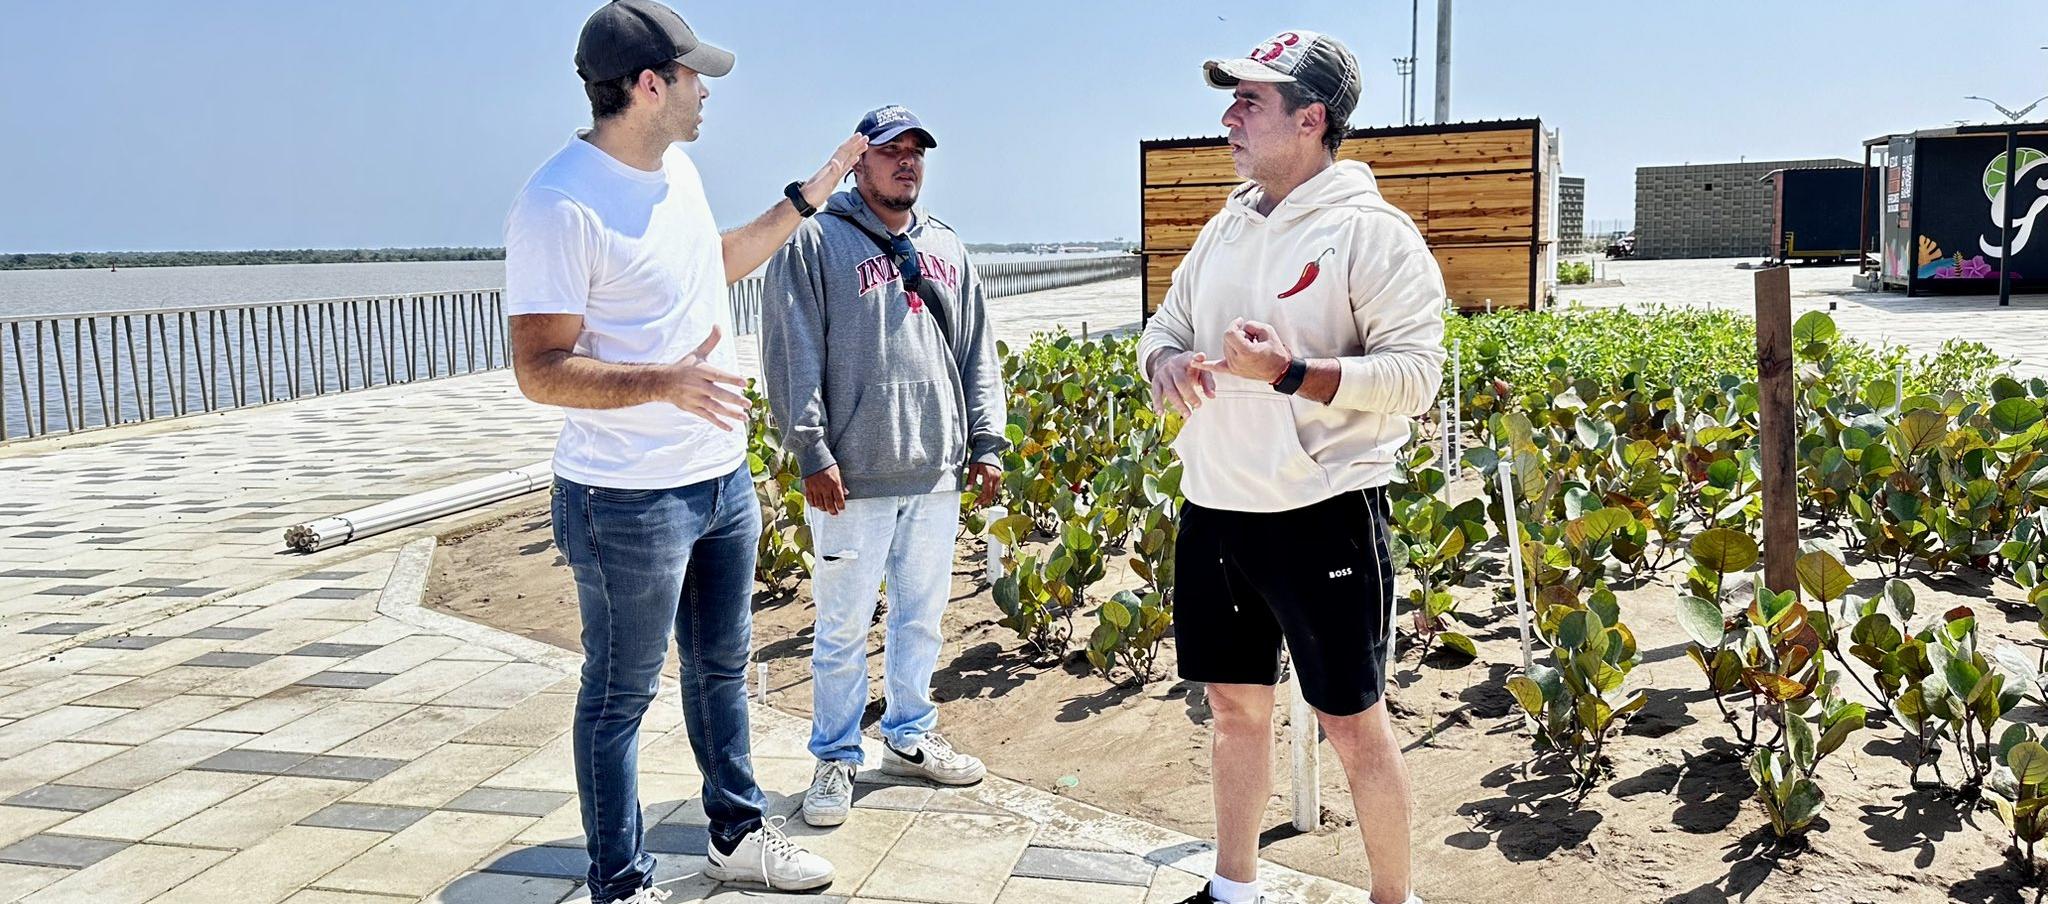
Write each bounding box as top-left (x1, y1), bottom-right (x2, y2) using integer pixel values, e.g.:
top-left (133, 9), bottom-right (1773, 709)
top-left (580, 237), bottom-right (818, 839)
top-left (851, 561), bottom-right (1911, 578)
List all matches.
top-left (1141, 122), bottom-right (1545, 316)
top-left (1144, 243), bottom-right (1530, 314)
top-left (1424, 172), bottom-right (1534, 244)
top-left (1142, 129), bottom-right (1536, 186)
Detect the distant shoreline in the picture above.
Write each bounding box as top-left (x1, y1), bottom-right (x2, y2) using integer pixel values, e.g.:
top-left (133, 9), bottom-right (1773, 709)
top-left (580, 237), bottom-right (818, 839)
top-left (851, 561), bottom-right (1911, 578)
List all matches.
top-left (2, 242), bottom-right (1136, 272)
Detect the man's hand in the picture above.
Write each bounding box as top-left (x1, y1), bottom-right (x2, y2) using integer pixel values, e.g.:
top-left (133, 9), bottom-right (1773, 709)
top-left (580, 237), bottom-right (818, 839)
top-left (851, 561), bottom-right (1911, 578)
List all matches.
top-left (804, 465), bottom-right (848, 515)
top-left (1193, 318), bottom-right (1292, 384)
top-left (799, 134), bottom-right (870, 210)
top-left (662, 326), bottom-right (751, 430)
top-left (1149, 349), bottom-right (1217, 417)
top-left (968, 462), bottom-right (1002, 507)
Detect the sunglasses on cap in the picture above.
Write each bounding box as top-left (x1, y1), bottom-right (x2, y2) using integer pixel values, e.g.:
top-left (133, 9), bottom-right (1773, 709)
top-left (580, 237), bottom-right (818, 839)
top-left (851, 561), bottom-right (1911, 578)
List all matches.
top-left (889, 232), bottom-right (924, 293)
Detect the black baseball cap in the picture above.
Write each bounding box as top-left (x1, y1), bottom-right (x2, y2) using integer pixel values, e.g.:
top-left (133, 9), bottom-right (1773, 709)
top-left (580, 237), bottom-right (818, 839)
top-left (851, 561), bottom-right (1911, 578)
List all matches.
top-left (575, 0), bottom-right (734, 83)
top-left (1204, 30), bottom-right (1360, 128)
top-left (857, 105), bottom-right (937, 149)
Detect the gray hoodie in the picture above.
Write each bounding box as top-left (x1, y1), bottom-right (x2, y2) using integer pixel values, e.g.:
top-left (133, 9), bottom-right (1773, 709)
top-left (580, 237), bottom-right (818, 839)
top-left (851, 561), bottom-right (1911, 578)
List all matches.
top-left (761, 189), bottom-right (1008, 500)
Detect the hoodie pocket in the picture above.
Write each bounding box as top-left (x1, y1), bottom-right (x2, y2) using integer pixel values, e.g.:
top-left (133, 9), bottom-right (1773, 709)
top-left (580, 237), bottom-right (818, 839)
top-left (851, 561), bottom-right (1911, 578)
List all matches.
top-left (834, 380), bottom-right (953, 477)
top-left (1172, 388), bottom-right (1329, 504)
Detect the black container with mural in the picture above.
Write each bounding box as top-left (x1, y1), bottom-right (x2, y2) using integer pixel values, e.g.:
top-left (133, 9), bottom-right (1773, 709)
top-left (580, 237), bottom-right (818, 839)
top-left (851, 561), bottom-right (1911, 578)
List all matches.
top-left (1863, 123), bottom-right (2048, 296)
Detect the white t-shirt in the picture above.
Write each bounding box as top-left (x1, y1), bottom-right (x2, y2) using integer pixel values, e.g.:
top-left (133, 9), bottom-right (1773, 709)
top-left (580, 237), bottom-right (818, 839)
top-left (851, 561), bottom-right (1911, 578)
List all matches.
top-left (504, 134), bottom-right (744, 490)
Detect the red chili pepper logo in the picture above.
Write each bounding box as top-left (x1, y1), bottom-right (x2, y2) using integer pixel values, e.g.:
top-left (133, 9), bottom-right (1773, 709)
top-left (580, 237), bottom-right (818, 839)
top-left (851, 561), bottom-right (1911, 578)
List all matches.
top-left (1277, 248), bottom-right (1336, 299)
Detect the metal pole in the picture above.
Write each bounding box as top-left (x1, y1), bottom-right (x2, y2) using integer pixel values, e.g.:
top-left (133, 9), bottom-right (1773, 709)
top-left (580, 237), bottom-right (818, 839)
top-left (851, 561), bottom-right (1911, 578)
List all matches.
top-left (1998, 127), bottom-right (2017, 308)
top-left (1433, 0), bottom-right (1453, 124)
top-left (1409, 0), bottom-right (1420, 125)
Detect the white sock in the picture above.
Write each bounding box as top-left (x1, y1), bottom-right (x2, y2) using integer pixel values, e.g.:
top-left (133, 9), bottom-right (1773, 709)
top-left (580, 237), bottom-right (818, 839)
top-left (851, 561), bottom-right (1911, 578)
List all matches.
top-left (1207, 873), bottom-right (1261, 904)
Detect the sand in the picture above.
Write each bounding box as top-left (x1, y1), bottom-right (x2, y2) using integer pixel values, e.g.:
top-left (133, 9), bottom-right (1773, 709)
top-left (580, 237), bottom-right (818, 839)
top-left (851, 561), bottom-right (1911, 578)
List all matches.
top-left (426, 497), bottom-right (2048, 904)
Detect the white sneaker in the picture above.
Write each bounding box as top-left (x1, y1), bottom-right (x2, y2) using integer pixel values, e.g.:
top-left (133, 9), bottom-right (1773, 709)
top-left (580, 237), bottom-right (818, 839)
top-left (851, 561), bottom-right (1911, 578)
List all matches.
top-left (880, 731), bottom-right (987, 785)
top-left (615, 888), bottom-right (671, 904)
top-left (703, 816), bottom-right (835, 891)
top-left (802, 759), bottom-right (857, 827)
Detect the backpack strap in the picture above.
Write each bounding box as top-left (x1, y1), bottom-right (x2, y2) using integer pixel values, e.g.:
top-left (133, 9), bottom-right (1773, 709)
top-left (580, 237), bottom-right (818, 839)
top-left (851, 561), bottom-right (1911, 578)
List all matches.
top-left (821, 210), bottom-right (955, 355)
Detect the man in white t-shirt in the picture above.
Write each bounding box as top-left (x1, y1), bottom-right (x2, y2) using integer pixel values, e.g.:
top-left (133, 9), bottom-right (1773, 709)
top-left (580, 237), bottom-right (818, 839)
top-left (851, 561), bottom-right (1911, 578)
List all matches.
top-left (503, 2), bottom-right (865, 899)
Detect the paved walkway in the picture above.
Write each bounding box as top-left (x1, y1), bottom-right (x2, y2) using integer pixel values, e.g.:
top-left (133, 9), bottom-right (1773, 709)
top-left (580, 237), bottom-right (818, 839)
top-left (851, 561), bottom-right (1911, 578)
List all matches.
top-left (0, 277), bottom-right (1375, 904)
top-left (1560, 257), bottom-right (2048, 379)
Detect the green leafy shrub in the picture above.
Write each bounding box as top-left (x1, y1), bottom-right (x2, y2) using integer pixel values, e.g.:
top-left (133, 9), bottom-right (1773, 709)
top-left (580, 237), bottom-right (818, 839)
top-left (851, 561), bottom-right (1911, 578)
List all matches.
top-left (1986, 728), bottom-right (2048, 873)
top-left (1087, 590), bottom-right (1172, 682)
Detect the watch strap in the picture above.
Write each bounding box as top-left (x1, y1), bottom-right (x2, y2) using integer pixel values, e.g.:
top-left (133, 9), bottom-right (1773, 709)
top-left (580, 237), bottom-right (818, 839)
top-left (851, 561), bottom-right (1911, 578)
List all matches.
top-left (1272, 358), bottom-right (1309, 395)
top-left (784, 182), bottom-right (817, 218)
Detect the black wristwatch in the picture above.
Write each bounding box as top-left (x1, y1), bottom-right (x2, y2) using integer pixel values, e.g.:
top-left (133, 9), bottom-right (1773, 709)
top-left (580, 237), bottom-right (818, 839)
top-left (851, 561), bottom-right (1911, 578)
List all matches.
top-left (784, 181), bottom-right (817, 218)
top-left (1271, 358), bottom-right (1309, 395)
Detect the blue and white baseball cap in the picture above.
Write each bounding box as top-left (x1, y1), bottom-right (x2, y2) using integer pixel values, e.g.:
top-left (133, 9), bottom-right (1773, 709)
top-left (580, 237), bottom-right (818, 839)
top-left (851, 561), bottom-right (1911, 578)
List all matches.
top-left (856, 105), bottom-right (937, 149)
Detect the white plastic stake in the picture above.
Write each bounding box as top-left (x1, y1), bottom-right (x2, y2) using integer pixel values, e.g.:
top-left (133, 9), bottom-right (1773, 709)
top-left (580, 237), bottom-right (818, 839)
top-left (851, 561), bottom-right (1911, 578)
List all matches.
top-left (985, 505), bottom-right (1008, 583)
top-left (1498, 456), bottom-right (1533, 673)
top-left (1289, 675), bottom-right (1319, 833)
top-left (1485, 297), bottom-right (1494, 314)
top-left (1896, 363), bottom-right (1906, 399)
top-left (755, 661), bottom-right (769, 703)
top-left (1439, 400), bottom-right (1455, 504)
top-left (1450, 339), bottom-right (1463, 478)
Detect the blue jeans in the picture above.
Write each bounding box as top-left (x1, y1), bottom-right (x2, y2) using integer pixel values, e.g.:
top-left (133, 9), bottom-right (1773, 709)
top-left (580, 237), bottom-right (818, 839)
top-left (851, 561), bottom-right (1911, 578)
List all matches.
top-left (552, 467), bottom-right (768, 903)
top-left (804, 492), bottom-right (961, 764)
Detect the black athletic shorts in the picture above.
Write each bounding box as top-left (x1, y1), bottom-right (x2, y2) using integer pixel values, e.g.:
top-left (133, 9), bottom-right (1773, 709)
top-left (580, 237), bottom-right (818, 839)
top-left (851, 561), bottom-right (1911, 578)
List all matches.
top-left (1172, 487), bottom-right (1396, 717)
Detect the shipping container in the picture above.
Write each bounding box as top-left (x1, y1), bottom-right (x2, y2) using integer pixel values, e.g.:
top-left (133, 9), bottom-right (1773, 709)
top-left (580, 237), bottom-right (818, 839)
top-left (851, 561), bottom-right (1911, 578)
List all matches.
top-left (1760, 166), bottom-right (1875, 264)
top-left (1862, 123), bottom-right (2048, 296)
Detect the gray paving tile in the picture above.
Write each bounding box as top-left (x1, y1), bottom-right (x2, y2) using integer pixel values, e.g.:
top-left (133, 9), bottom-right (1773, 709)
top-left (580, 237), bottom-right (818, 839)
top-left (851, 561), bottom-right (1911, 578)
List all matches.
top-left (19, 531), bottom-right (70, 539)
top-left (297, 801), bottom-right (432, 832)
top-left (151, 586), bottom-right (226, 598)
top-left (300, 570), bottom-right (367, 580)
top-left (124, 577), bottom-right (194, 588)
top-left (644, 822), bottom-right (707, 855)
top-left (446, 788), bottom-right (574, 818)
top-left (1, 569), bottom-right (111, 579)
top-left (287, 754), bottom-right (406, 782)
top-left (2, 784), bottom-right (130, 812)
top-left (295, 587), bottom-right (374, 600)
top-left (182, 626), bottom-right (266, 641)
top-left (295, 671), bottom-right (392, 689)
top-left (184, 651), bottom-right (276, 668)
top-left (82, 634), bottom-right (173, 650)
top-left (192, 748), bottom-right (312, 775)
top-left (478, 844), bottom-right (588, 879)
top-left (0, 833), bottom-right (131, 869)
top-left (22, 622), bottom-right (105, 636)
top-left (289, 643), bottom-right (383, 658)
top-left (1010, 846), bottom-right (1156, 887)
top-left (35, 584), bottom-right (114, 596)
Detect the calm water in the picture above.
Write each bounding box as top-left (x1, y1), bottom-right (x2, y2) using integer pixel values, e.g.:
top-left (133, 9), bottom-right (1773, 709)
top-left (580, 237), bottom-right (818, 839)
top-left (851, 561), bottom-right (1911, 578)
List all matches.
top-left (0, 253), bottom-right (1111, 319)
top-left (0, 261), bottom-right (507, 319)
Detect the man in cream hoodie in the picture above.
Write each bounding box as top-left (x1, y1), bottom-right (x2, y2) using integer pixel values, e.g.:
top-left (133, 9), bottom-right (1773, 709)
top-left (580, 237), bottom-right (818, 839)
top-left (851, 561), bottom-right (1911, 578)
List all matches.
top-left (1137, 30), bottom-right (1444, 904)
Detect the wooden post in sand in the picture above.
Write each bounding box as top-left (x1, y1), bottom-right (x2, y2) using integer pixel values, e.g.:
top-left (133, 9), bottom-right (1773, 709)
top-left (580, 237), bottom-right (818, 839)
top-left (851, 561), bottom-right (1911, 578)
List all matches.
top-left (1754, 267), bottom-right (1797, 594)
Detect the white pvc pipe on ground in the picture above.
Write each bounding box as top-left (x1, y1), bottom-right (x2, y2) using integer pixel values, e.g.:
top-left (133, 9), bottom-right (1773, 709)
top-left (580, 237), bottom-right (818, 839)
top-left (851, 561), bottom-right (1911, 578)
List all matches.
top-left (1291, 674), bottom-right (1320, 833)
top-left (284, 462), bottom-right (554, 553)
top-left (1498, 458), bottom-right (1532, 673)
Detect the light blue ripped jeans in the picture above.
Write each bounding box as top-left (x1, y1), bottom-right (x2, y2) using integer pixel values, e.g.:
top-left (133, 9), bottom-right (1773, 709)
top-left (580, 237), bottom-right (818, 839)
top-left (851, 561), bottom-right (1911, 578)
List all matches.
top-left (805, 491), bottom-right (960, 764)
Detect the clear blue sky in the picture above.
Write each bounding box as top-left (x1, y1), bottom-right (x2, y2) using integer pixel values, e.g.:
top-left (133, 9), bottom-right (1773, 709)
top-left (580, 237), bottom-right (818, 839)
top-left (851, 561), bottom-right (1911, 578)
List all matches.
top-left (2, 0), bottom-right (2045, 252)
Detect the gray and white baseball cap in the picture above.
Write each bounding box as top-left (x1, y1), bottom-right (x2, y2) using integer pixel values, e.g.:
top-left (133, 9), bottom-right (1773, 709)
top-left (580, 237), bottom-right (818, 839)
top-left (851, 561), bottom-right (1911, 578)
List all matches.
top-left (1203, 30), bottom-right (1360, 124)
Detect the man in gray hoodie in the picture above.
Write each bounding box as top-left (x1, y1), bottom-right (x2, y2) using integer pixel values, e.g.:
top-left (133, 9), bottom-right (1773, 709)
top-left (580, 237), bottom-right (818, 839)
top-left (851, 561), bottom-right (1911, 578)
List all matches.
top-left (761, 105), bottom-right (1007, 829)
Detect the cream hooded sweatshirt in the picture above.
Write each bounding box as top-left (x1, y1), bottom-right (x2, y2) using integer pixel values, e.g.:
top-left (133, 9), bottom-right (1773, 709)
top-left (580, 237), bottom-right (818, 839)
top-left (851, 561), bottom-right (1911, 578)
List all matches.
top-left (1138, 160), bottom-right (1447, 513)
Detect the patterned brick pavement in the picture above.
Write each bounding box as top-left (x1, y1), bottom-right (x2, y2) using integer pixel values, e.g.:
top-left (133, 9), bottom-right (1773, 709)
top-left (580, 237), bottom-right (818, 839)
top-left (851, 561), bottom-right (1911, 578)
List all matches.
top-left (0, 277), bottom-right (1379, 903)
